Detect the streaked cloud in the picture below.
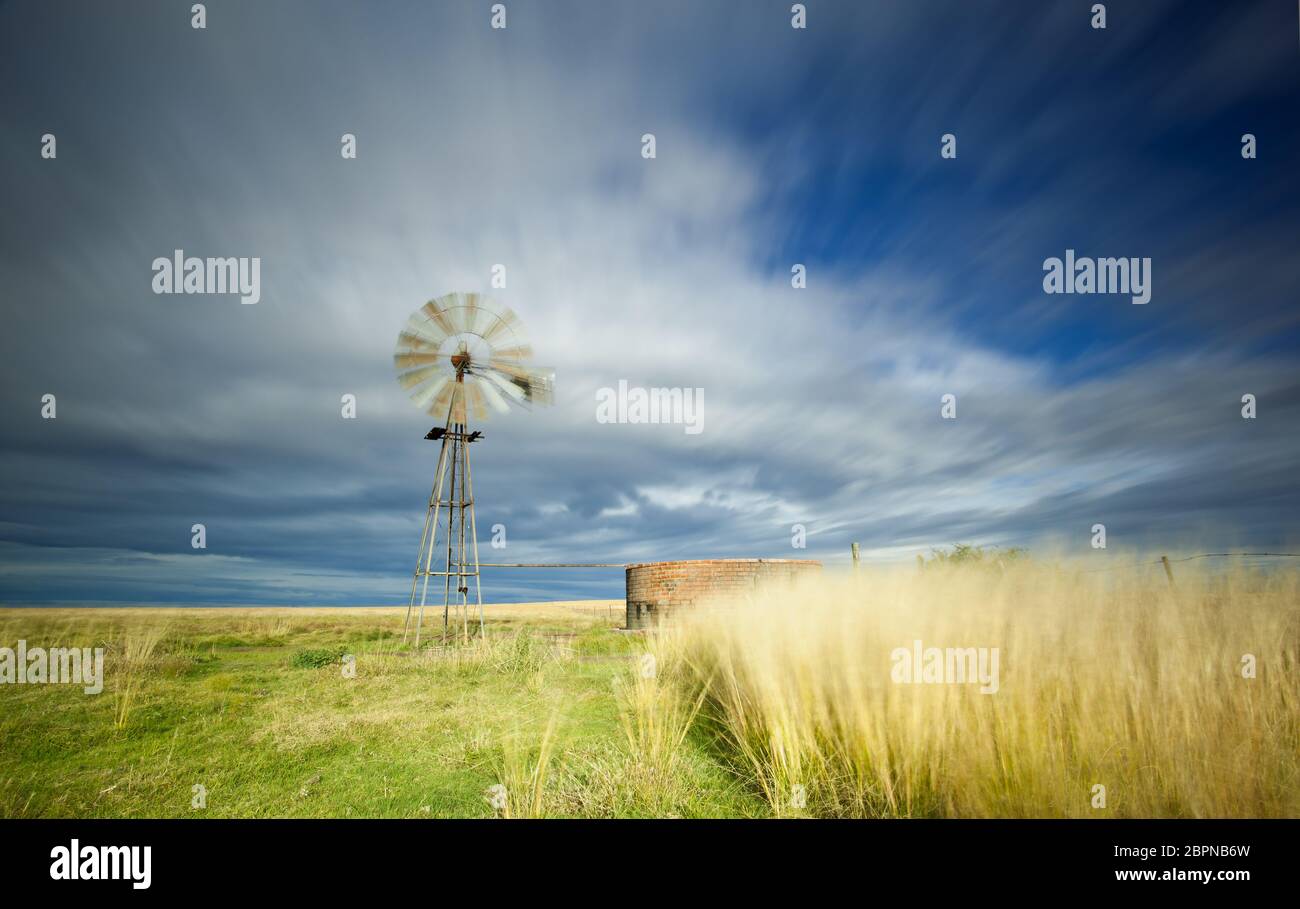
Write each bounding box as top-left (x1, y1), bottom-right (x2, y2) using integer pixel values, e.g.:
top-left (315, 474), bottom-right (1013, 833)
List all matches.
top-left (1, 1), bottom-right (1296, 603)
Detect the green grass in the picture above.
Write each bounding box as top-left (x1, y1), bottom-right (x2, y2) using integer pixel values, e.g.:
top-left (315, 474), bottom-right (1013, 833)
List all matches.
top-left (0, 604), bottom-right (760, 818)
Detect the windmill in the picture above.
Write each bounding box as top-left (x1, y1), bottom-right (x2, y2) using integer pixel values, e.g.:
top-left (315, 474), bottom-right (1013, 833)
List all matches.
top-left (394, 292), bottom-right (554, 646)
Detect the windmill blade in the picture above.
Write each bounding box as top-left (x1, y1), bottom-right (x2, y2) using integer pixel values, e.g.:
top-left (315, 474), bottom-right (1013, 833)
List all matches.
top-left (410, 375), bottom-right (451, 411)
top-left (421, 299), bottom-right (458, 336)
top-left (428, 379), bottom-right (458, 419)
top-left (394, 351), bottom-right (449, 370)
top-left (478, 367), bottom-right (526, 403)
top-left (522, 368), bottom-right (555, 405)
top-left (472, 373), bottom-right (512, 412)
top-left (485, 363), bottom-right (554, 405)
top-left (443, 307), bottom-right (471, 336)
top-left (443, 303), bottom-right (488, 337)
top-left (487, 359), bottom-right (522, 377)
top-left (441, 293), bottom-right (473, 334)
top-left (481, 307), bottom-right (522, 344)
top-left (464, 380), bottom-right (489, 422)
top-left (402, 315), bottom-right (447, 347)
top-left (490, 343), bottom-right (534, 362)
top-left (449, 382), bottom-right (467, 424)
top-left (397, 363), bottom-right (449, 390)
top-left (462, 293), bottom-right (483, 336)
top-left (396, 331), bottom-right (443, 354)
top-left (487, 359), bottom-right (535, 379)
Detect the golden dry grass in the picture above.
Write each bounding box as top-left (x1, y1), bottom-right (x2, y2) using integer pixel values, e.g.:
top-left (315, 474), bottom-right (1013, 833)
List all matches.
top-left (646, 560), bottom-right (1299, 818)
top-left (1, 600), bottom-right (622, 623)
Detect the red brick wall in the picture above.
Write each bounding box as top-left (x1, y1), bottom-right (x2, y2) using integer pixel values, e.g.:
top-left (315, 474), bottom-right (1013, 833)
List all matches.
top-left (625, 558), bottom-right (822, 629)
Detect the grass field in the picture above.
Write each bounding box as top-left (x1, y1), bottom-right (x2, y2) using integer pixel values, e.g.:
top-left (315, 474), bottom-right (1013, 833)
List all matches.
top-left (0, 601), bottom-right (758, 818)
top-left (2, 559), bottom-right (1297, 818)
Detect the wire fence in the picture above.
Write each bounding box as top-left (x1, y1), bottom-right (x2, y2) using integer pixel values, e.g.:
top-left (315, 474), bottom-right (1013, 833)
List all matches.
top-left (1077, 552), bottom-right (1300, 574)
top-left (472, 553), bottom-right (1300, 578)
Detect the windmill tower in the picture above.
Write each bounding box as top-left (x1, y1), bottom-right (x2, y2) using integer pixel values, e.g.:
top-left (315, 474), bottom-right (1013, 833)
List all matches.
top-left (394, 293), bottom-right (554, 646)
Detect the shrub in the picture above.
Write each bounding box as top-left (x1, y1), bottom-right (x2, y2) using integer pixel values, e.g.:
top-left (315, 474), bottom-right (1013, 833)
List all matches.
top-left (291, 647), bottom-right (346, 669)
top-left (921, 543), bottom-right (1027, 569)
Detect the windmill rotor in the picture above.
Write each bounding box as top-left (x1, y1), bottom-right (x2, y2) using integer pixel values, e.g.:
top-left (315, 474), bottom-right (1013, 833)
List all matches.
top-left (394, 292), bottom-right (554, 423)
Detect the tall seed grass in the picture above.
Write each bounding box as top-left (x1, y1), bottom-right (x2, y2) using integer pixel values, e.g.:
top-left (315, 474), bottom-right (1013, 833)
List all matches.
top-left (648, 561), bottom-right (1299, 818)
top-left (492, 715), bottom-right (558, 818)
top-left (113, 626), bottom-right (167, 730)
top-left (432, 630), bottom-right (564, 677)
top-left (605, 656), bottom-right (709, 814)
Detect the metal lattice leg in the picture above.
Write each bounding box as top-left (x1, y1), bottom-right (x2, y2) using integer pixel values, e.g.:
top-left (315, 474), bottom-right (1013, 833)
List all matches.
top-left (413, 427), bottom-right (453, 649)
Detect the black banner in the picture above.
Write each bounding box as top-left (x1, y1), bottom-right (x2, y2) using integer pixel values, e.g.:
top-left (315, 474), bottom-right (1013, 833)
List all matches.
top-left (1, 819), bottom-right (1289, 894)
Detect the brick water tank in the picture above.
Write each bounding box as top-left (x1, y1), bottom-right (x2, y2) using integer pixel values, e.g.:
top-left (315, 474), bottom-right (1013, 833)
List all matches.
top-left (625, 558), bottom-right (822, 630)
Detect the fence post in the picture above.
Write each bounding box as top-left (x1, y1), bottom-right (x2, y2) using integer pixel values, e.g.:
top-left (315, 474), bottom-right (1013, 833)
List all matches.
top-left (850, 542), bottom-right (860, 573)
top-left (1160, 555), bottom-right (1175, 586)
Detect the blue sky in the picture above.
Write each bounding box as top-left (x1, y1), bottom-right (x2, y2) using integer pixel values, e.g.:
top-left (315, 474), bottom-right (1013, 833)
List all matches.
top-left (1, 1), bottom-right (1298, 604)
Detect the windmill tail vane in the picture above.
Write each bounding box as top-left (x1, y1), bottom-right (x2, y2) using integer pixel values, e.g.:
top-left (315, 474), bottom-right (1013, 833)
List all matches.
top-left (394, 292), bottom-right (554, 646)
